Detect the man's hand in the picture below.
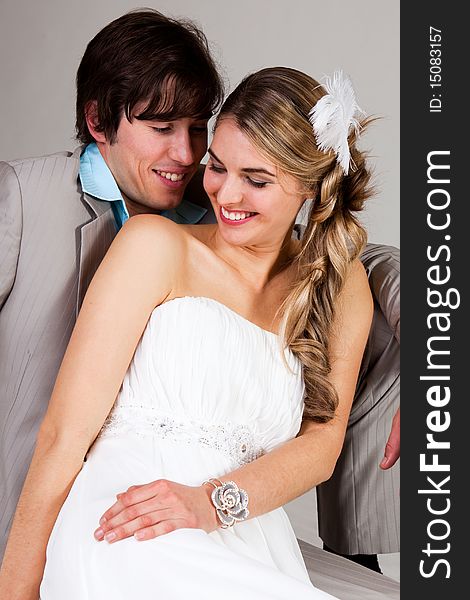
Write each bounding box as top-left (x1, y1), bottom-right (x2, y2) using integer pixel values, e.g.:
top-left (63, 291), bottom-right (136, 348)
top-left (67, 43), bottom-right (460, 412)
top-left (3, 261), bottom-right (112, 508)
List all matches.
top-left (93, 479), bottom-right (218, 543)
top-left (380, 407), bottom-right (400, 469)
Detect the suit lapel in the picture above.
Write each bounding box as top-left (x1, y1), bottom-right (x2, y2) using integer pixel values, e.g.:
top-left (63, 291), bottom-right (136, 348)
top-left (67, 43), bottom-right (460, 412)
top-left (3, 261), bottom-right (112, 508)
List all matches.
top-left (76, 193), bottom-right (116, 316)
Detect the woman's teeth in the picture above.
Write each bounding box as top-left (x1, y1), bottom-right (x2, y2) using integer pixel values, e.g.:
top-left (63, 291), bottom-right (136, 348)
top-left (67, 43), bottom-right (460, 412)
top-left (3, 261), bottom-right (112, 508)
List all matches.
top-left (221, 207), bottom-right (256, 221)
top-left (156, 170), bottom-right (185, 182)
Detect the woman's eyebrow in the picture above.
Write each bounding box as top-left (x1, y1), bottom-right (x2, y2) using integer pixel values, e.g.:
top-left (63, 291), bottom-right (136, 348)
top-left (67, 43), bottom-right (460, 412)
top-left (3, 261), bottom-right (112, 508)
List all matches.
top-left (208, 148), bottom-right (276, 178)
top-left (207, 148), bottom-right (223, 163)
top-left (241, 167), bottom-right (276, 177)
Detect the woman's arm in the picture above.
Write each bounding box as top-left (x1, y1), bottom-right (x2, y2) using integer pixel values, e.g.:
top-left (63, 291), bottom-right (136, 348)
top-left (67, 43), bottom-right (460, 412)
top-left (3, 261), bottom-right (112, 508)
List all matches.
top-left (0, 215), bottom-right (185, 599)
top-left (93, 258), bottom-right (374, 541)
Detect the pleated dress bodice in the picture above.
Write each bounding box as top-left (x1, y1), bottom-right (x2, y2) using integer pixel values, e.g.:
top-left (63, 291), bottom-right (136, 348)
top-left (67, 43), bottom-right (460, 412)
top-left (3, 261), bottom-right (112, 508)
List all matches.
top-left (98, 295), bottom-right (306, 470)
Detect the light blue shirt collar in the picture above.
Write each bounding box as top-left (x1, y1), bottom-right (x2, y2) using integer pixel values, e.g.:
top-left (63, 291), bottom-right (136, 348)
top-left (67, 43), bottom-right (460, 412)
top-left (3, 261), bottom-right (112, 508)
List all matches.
top-left (79, 142), bottom-right (122, 202)
top-left (79, 143), bottom-right (207, 228)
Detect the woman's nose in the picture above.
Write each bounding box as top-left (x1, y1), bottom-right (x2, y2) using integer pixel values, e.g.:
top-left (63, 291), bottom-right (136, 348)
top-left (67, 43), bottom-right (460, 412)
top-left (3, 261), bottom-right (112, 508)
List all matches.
top-left (216, 177), bottom-right (243, 206)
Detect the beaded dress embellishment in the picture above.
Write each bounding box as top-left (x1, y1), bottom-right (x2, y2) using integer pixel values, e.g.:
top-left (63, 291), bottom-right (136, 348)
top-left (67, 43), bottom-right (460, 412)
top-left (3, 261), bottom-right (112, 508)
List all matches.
top-left (99, 404), bottom-right (263, 467)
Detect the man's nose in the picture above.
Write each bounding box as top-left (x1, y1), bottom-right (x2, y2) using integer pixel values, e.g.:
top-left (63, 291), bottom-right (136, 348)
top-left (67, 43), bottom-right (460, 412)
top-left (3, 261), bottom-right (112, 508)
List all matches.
top-left (168, 130), bottom-right (195, 166)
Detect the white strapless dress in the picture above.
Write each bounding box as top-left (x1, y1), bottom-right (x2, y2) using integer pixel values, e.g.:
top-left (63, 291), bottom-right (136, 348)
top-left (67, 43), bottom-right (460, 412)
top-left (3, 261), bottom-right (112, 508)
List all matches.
top-left (40, 297), bottom-right (337, 599)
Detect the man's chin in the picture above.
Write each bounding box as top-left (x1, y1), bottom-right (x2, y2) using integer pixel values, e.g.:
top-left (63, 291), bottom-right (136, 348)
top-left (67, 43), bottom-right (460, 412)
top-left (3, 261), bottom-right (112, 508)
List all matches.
top-left (148, 198), bottom-right (183, 213)
top-left (154, 193), bottom-right (185, 211)
top-left (125, 193), bottom-right (185, 217)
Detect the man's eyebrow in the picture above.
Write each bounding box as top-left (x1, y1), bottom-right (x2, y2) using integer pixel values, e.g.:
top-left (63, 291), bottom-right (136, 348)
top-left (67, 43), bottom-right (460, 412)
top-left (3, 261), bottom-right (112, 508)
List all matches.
top-left (189, 113), bottom-right (212, 121)
top-left (208, 149), bottom-right (276, 178)
top-left (137, 113), bottom-right (212, 122)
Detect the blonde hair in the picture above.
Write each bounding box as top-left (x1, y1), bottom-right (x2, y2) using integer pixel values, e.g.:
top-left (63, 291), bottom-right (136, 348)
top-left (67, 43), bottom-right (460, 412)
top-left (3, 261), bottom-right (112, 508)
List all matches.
top-left (217, 67), bottom-right (374, 422)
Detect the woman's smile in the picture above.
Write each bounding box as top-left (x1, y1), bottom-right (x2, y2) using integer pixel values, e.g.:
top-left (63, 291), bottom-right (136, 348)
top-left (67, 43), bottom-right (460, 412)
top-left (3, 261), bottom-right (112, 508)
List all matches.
top-left (219, 206), bottom-right (258, 224)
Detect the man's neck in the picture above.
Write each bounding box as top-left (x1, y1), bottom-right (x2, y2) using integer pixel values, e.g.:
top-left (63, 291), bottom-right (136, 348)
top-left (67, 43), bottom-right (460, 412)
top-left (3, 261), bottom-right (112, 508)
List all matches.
top-left (123, 195), bottom-right (162, 218)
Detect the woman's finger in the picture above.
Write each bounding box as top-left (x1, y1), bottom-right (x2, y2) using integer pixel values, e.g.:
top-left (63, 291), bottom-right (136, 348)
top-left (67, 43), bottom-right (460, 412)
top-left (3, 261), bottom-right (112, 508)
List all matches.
top-left (99, 479), bottom-right (168, 524)
top-left (134, 519), bottom-right (186, 541)
top-left (97, 509), bottom-right (178, 543)
top-left (95, 496), bottom-right (170, 539)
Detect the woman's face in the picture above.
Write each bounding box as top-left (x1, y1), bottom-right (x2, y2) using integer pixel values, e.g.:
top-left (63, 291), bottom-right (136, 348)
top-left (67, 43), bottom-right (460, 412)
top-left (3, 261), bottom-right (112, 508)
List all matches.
top-left (203, 119), bottom-right (305, 249)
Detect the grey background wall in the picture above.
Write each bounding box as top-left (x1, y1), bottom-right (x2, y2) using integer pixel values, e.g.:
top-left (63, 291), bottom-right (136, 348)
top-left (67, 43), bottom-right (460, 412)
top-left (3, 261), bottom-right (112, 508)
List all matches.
top-left (0, 0), bottom-right (400, 579)
top-left (0, 0), bottom-right (399, 247)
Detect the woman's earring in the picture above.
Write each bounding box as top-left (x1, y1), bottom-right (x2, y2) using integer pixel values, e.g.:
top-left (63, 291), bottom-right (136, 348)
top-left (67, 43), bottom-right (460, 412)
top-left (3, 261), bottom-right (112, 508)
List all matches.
top-left (297, 198), bottom-right (313, 226)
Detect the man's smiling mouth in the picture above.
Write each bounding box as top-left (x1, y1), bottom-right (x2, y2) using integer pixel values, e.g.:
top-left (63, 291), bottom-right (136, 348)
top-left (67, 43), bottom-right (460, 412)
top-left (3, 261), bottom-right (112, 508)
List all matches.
top-left (155, 170), bottom-right (186, 182)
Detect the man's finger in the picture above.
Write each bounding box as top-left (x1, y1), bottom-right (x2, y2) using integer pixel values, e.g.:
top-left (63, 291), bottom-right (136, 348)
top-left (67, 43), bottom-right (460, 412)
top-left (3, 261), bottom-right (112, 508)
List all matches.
top-left (380, 409), bottom-right (400, 469)
top-left (380, 440), bottom-right (400, 469)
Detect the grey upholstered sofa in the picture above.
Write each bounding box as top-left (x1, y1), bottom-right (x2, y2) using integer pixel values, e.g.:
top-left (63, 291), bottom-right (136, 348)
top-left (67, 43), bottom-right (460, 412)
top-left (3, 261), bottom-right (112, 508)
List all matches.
top-left (300, 539), bottom-right (399, 599)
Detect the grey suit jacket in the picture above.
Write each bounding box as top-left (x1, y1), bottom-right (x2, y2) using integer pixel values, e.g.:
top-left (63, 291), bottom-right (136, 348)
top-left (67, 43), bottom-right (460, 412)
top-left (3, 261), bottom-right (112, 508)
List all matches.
top-left (317, 243), bottom-right (400, 555)
top-left (0, 149), bottom-right (213, 557)
top-left (0, 148), bottom-right (116, 556)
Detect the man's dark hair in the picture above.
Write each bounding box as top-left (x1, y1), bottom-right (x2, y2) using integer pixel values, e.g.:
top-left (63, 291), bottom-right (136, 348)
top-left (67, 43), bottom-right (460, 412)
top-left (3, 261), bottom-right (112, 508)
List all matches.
top-left (76, 9), bottom-right (224, 144)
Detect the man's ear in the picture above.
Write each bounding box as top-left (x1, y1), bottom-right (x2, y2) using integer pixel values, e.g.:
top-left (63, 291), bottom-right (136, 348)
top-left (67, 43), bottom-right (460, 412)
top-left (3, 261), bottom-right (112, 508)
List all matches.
top-left (84, 101), bottom-right (107, 143)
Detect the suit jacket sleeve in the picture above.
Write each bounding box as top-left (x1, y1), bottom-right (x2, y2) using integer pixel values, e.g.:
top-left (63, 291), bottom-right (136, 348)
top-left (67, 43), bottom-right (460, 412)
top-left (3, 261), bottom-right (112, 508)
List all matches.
top-left (365, 245), bottom-right (400, 344)
top-left (0, 162), bottom-right (22, 310)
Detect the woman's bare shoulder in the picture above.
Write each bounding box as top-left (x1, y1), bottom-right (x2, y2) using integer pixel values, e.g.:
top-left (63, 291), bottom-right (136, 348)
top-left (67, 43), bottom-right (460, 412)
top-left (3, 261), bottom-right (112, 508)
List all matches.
top-left (120, 213), bottom-right (186, 242)
top-left (121, 217), bottom-right (217, 251)
top-left (116, 217), bottom-right (221, 294)
top-left (117, 214), bottom-right (195, 265)
top-left (93, 215), bottom-right (193, 301)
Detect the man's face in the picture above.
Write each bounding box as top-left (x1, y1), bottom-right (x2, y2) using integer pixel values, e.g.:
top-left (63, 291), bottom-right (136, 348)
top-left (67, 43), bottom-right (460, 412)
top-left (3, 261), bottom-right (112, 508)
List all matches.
top-left (98, 107), bottom-right (209, 215)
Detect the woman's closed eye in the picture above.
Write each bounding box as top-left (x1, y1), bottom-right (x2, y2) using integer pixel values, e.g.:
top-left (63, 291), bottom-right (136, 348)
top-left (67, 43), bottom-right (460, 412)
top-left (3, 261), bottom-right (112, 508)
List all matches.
top-left (208, 163), bottom-right (226, 174)
top-left (208, 164), bottom-right (269, 188)
top-left (246, 177), bottom-right (268, 189)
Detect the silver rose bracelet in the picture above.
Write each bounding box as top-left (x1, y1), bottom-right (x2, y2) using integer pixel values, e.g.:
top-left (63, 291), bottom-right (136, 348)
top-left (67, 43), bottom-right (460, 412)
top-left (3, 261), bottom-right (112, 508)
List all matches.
top-left (202, 478), bottom-right (250, 529)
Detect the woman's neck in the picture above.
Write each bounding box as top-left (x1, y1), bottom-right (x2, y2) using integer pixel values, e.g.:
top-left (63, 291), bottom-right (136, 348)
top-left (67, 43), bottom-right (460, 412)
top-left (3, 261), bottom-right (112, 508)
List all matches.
top-left (208, 227), bottom-right (297, 292)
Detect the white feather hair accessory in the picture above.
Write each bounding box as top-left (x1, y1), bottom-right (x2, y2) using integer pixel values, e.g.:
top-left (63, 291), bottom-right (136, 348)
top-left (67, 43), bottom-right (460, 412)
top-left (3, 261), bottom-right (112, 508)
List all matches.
top-left (308, 70), bottom-right (363, 175)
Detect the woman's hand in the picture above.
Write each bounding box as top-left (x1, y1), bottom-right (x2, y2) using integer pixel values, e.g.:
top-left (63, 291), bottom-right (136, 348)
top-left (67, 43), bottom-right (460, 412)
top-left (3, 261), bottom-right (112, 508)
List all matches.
top-left (94, 479), bottom-right (219, 543)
